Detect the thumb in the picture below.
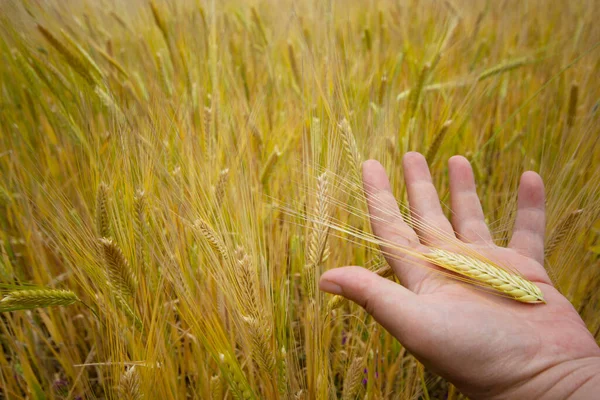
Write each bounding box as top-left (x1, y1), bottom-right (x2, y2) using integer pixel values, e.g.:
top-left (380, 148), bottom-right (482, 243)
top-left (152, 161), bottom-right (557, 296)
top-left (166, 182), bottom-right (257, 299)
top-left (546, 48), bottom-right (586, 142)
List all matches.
top-left (320, 266), bottom-right (423, 342)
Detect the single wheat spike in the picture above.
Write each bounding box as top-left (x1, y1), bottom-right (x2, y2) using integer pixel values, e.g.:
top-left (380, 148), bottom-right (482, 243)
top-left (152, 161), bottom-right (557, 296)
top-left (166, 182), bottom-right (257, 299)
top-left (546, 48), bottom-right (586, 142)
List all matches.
top-left (425, 120), bottom-right (452, 165)
top-left (342, 357), bottom-right (365, 400)
top-left (218, 353), bottom-right (254, 400)
top-left (96, 183), bottom-right (110, 238)
top-left (424, 248), bottom-right (544, 303)
top-left (545, 209), bottom-right (583, 259)
top-left (477, 57), bottom-right (531, 81)
top-left (304, 172), bottom-right (330, 299)
top-left (99, 238), bottom-right (137, 299)
top-left (210, 374), bottom-right (224, 399)
top-left (260, 147), bottom-right (282, 185)
top-left (150, 1), bottom-right (169, 43)
top-left (133, 190), bottom-right (148, 275)
top-left (37, 25), bottom-right (96, 85)
top-left (288, 41), bottom-right (302, 85)
top-left (235, 247), bottom-right (261, 318)
top-left (119, 367), bottom-right (142, 400)
top-left (0, 289), bottom-right (79, 312)
top-left (407, 63), bottom-right (431, 120)
top-left (214, 168), bottom-right (229, 204)
top-left (195, 219), bottom-right (229, 260)
top-left (243, 316), bottom-right (276, 374)
top-left (277, 347), bottom-right (289, 396)
top-left (338, 119), bottom-right (362, 183)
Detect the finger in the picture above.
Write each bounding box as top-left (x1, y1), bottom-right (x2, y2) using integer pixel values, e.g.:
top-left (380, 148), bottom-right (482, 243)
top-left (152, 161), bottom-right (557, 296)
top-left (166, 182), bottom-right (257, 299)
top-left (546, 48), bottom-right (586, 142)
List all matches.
top-left (509, 171), bottom-right (545, 264)
top-left (320, 267), bottom-right (426, 345)
top-left (403, 152), bottom-right (454, 245)
top-left (448, 156), bottom-right (493, 244)
top-left (362, 160), bottom-right (430, 290)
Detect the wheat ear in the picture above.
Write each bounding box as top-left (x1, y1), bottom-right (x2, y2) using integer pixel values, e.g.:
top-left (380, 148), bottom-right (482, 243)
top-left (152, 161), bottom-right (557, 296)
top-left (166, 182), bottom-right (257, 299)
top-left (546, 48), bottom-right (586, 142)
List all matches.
top-left (304, 172), bottom-right (330, 299)
top-left (214, 168), bottom-right (229, 204)
top-left (342, 357), bottom-right (365, 400)
top-left (133, 190), bottom-right (148, 275)
top-left (0, 289), bottom-right (79, 312)
top-left (545, 209), bottom-right (583, 259)
top-left (243, 316), bottom-right (276, 374)
top-left (338, 119), bottom-right (362, 184)
top-left (210, 374), bottom-right (224, 400)
top-left (195, 219), bottom-right (229, 260)
top-left (425, 120), bottom-right (452, 165)
top-left (96, 183), bottom-right (110, 238)
top-left (424, 248), bottom-right (544, 303)
top-left (218, 353), bottom-right (254, 399)
top-left (99, 238), bottom-right (137, 299)
top-left (119, 367), bottom-right (142, 400)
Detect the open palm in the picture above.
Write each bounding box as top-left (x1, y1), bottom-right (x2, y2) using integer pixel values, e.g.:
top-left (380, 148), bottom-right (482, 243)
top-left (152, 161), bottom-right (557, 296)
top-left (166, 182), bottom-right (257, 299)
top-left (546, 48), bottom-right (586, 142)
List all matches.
top-left (320, 152), bottom-right (600, 399)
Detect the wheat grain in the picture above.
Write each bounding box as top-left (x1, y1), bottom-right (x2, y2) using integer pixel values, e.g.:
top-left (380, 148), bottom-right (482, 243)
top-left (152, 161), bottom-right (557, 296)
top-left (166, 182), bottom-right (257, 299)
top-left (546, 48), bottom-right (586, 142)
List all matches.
top-left (0, 289), bottom-right (79, 312)
top-left (424, 248), bottom-right (544, 303)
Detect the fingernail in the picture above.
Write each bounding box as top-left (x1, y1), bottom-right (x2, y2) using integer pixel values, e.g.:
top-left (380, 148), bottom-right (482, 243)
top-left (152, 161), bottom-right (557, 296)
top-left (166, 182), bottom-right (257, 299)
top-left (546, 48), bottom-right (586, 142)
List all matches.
top-left (319, 279), bottom-right (342, 295)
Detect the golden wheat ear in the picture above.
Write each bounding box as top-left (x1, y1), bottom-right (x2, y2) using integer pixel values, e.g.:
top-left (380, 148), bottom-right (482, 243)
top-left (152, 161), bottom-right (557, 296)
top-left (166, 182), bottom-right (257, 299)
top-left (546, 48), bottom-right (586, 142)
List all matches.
top-left (423, 248), bottom-right (545, 303)
top-left (0, 289), bottom-right (80, 312)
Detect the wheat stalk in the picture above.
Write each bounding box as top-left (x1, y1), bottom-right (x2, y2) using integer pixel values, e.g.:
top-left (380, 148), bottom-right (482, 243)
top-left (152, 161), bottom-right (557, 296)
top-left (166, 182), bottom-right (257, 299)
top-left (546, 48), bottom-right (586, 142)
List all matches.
top-left (424, 248), bottom-right (545, 303)
top-left (0, 289), bottom-right (79, 312)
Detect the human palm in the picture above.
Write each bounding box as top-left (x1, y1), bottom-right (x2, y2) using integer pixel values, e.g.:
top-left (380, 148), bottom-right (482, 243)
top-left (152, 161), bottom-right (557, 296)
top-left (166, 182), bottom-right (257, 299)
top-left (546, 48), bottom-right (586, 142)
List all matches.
top-left (320, 152), bottom-right (600, 399)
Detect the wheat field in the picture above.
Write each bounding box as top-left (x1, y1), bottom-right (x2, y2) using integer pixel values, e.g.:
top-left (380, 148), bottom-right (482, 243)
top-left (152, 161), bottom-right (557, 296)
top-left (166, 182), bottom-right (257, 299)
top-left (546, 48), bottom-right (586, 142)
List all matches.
top-left (0, 0), bottom-right (599, 398)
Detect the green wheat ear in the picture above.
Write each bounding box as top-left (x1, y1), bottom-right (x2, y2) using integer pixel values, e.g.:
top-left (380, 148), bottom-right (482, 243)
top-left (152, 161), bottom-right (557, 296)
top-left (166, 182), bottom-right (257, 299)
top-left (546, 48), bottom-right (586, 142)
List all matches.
top-left (0, 289), bottom-right (80, 312)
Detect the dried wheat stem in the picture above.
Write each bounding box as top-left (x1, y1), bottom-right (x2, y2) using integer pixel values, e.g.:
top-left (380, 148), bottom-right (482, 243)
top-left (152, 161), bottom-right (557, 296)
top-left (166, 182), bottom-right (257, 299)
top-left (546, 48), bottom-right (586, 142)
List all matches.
top-left (545, 209), bottom-right (583, 259)
top-left (0, 289), bottom-right (79, 312)
top-left (424, 248), bottom-right (544, 303)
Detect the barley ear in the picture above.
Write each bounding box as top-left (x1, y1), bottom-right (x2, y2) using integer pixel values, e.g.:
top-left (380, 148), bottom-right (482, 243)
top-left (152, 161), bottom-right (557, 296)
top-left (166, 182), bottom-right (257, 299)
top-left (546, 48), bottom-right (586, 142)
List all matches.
top-left (96, 182), bottom-right (110, 238)
top-left (195, 219), bottom-right (229, 260)
top-left (119, 367), bottom-right (142, 400)
top-left (425, 120), bottom-right (452, 165)
top-left (342, 357), bottom-right (365, 400)
top-left (0, 289), bottom-right (79, 312)
top-left (99, 237), bottom-right (137, 299)
top-left (545, 209), bottom-right (583, 259)
top-left (424, 248), bottom-right (544, 303)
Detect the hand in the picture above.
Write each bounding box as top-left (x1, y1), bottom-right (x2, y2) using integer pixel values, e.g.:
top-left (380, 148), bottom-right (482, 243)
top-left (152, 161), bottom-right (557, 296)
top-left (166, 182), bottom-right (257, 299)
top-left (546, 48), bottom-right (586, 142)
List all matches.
top-left (319, 152), bottom-right (600, 399)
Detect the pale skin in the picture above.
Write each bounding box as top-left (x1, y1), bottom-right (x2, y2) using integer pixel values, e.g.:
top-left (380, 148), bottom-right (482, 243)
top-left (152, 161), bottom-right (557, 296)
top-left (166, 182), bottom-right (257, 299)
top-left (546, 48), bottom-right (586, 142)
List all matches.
top-left (319, 152), bottom-right (600, 399)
